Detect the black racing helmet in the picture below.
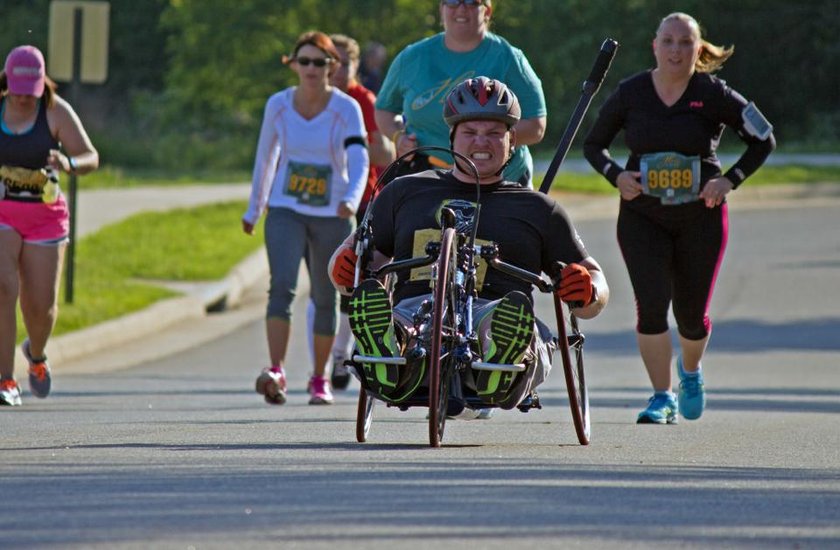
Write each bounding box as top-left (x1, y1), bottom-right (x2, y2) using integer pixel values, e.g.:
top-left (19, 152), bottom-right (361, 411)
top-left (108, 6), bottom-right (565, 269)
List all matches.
top-left (443, 76), bottom-right (521, 129)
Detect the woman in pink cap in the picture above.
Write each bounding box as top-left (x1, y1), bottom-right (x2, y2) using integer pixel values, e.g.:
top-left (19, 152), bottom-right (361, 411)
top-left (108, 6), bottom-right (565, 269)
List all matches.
top-left (0, 45), bottom-right (99, 406)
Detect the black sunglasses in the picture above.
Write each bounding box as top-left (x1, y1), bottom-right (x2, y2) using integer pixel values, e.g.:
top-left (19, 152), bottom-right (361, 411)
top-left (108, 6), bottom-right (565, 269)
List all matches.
top-left (441, 0), bottom-right (486, 6)
top-left (295, 57), bottom-right (332, 67)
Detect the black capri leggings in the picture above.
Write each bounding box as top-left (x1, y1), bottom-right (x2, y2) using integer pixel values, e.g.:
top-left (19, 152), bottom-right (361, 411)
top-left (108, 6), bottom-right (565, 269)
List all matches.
top-left (617, 201), bottom-right (729, 340)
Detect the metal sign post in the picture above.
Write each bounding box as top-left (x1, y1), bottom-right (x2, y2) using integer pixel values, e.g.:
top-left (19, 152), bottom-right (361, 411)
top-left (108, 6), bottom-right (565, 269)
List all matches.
top-left (48, 0), bottom-right (109, 303)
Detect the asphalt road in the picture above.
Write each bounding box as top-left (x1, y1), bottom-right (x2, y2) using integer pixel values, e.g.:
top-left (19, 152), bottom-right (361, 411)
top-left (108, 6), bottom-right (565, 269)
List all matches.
top-left (3, 199), bottom-right (839, 549)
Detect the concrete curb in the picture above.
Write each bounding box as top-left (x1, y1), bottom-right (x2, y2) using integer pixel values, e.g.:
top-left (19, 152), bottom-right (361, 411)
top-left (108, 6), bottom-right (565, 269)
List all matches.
top-left (43, 296), bottom-right (206, 368)
top-left (14, 248), bottom-right (269, 373)
top-left (173, 248), bottom-right (269, 311)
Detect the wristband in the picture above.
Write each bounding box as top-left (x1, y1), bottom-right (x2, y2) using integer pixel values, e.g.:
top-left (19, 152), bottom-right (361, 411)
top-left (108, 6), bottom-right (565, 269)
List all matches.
top-left (68, 156), bottom-right (78, 173)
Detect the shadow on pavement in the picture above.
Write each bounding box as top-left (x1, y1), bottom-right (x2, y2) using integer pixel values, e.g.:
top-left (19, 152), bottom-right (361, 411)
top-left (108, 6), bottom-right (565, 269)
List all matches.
top-left (586, 316), bottom-right (840, 354)
top-left (5, 460), bottom-right (839, 548)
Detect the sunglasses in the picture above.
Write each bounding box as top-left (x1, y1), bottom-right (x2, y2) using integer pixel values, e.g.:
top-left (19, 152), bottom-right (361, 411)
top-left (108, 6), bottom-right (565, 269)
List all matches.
top-left (441, 0), bottom-right (486, 6)
top-left (294, 57), bottom-right (332, 67)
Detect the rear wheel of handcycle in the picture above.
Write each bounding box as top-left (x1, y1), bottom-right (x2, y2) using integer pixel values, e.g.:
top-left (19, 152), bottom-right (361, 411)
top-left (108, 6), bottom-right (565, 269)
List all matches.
top-left (553, 293), bottom-right (590, 445)
top-left (428, 226), bottom-right (457, 447)
top-left (356, 386), bottom-right (375, 443)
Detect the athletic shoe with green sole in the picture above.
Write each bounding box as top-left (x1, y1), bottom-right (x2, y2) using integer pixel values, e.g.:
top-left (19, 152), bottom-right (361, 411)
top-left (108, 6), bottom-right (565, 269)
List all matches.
top-left (474, 291), bottom-right (535, 402)
top-left (348, 280), bottom-right (402, 392)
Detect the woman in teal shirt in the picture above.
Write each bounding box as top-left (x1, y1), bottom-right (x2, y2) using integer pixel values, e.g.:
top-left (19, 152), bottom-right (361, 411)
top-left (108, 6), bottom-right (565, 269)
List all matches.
top-left (375, 0), bottom-right (546, 186)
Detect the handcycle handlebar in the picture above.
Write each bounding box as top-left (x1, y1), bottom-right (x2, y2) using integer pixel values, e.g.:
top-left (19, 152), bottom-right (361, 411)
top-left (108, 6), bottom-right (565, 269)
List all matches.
top-left (370, 241), bottom-right (440, 280)
top-left (364, 237), bottom-right (585, 309)
top-left (478, 244), bottom-right (585, 309)
top-left (478, 244), bottom-right (553, 293)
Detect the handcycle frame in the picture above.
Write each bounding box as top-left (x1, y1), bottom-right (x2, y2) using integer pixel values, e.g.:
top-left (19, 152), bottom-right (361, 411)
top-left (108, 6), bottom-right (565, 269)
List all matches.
top-left (350, 147), bottom-right (590, 447)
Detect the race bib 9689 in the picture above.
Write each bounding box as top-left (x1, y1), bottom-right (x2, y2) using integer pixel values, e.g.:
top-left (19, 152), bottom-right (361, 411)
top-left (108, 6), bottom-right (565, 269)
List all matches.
top-left (640, 152), bottom-right (701, 205)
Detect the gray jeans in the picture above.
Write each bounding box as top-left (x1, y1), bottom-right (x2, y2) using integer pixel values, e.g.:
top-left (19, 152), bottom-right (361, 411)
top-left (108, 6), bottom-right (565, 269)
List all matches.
top-left (264, 207), bottom-right (353, 335)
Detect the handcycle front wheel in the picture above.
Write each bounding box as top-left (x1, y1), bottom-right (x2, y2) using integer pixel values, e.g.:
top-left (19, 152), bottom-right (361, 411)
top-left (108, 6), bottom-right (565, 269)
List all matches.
top-left (356, 386), bottom-right (375, 443)
top-left (553, 293), bottom-right (591, 445)
top-left (428, 226), bottom-right (457, 447)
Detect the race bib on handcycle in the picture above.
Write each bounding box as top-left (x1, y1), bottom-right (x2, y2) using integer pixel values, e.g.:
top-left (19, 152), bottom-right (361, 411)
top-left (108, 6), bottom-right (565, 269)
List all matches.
top-left (408, 228), bottom-right (489, 292)
top-left (283, 161), bottom-right (332, 207)
top-left (640, 152), bottom-right (700, 205)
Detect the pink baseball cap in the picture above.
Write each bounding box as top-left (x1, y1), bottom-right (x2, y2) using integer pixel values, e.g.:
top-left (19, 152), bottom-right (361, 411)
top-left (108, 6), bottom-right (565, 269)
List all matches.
top-left (4, 45), bottom-right (46, 97)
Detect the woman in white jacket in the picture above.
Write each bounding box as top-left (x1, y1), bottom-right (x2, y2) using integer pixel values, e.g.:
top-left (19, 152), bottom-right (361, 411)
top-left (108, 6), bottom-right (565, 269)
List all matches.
top-left (243, 31), bottom-right (369, 406)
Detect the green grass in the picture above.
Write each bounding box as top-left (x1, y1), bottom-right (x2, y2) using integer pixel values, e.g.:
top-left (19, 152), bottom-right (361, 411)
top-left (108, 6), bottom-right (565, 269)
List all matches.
top-left (17, 200), bottom-right (264, 340)
top-left (745, 165), bottom-right (840, 185)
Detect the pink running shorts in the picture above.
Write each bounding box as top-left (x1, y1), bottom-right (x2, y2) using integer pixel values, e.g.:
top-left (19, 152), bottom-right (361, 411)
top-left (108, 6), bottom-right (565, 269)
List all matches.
top-left (0, 195), bottom-right (70, 244)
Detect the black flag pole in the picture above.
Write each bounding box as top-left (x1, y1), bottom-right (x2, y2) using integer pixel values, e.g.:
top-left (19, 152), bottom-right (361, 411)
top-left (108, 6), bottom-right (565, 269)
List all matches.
top-left (539, 38), bottom-right (619, 195)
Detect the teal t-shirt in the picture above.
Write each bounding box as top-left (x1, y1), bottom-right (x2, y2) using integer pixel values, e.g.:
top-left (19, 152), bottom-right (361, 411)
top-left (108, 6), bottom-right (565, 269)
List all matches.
top-left (376, 32), bottom-right (546, 185)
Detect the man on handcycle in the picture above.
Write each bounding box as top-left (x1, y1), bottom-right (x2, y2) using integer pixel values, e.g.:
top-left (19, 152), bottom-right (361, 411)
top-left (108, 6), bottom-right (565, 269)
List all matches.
top-left (328, 76), bottom-right (609, 414)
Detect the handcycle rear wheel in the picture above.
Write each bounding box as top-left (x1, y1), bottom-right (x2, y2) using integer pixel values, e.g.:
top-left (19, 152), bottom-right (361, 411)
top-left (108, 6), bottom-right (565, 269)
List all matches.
top-left (553, 293), bottom-right (591, 445)
top-left (356, 386), bottom-right (375, 443)
top-left (428, 226), bottom-right (457, 447)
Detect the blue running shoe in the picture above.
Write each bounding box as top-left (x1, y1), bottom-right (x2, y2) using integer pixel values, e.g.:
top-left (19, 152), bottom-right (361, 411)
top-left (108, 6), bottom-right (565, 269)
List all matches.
top-left (677, 355), bottom-right (705, 420)
top-left (637, 391), bottom-right (678, 424)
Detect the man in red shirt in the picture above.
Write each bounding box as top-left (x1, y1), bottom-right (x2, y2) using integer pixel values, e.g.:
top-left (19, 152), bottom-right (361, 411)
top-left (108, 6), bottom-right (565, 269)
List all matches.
top-left (330, 34), bottom-right (394, 220)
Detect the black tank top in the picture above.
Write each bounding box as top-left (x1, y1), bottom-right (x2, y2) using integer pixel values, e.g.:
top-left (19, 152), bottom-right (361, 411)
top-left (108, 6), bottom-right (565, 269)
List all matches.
top-left (0, 97), bottom-right (60, 169)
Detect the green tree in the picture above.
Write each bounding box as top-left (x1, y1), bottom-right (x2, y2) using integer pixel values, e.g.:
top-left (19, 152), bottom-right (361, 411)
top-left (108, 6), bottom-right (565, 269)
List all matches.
top-left (157, 0), bottom-right (437, 169)
top-left (5, 1), bottom-right (836, 170)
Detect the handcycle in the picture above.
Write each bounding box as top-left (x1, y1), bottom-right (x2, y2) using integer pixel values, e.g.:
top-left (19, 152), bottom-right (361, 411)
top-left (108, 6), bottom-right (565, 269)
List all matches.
top-left (347, 147), bottom-right (590, 448)
top-left (346, 38), bottom-right (617, 447)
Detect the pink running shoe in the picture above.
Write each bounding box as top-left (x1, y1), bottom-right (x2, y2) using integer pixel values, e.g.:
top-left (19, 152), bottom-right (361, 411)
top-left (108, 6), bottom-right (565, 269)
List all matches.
top-left (255, 367), bottom-right (287, 405)
top-left (308, 375), bottom-right (334, 405)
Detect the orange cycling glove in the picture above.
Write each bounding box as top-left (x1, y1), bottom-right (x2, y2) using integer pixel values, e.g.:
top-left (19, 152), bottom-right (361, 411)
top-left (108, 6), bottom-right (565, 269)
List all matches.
top-left (557, 263), bottom-right (593, 306)
top-left (330, 245), bottom-right (358, 291)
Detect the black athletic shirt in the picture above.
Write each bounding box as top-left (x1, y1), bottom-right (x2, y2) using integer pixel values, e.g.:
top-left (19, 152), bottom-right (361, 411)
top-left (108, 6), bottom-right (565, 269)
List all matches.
top-left (368, 170), bottom-right (588, 303)
top-left (583, 70), bottom-right (775, 202)
top-left (0, 98), bottom-right (59, 169)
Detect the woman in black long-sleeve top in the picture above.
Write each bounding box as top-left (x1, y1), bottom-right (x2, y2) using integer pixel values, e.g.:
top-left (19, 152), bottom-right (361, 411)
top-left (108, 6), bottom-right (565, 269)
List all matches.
top-left (583, 12), bottom-right (775, 425)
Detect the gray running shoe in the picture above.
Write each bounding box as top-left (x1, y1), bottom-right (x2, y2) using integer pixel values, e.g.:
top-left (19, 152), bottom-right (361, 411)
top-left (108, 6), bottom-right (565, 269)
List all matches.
top-left (22, 339), bottom-right (51, 398)
top-left (330, 356), bottom-right (352, 390)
